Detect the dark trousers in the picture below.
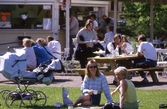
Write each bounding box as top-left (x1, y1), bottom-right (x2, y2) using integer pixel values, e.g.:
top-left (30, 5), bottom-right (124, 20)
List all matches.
top-left (90, 94), bottom-right (101, 105)
top-left (133, 57), bottom-right (157, 78)
top-left (79, 47), bottom-right (94, 81)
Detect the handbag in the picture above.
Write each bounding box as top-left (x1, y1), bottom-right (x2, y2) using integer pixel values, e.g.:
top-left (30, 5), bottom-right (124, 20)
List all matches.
top-left (47, 58), bottom-right (64, 72)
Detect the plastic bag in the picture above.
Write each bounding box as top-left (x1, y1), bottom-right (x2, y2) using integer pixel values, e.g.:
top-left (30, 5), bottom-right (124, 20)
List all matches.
top-left (62, 87), bottom-right (73, 106)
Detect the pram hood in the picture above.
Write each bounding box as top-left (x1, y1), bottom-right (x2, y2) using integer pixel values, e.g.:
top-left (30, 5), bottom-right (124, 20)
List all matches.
top-left (0, 49), bottom-right (26, 79)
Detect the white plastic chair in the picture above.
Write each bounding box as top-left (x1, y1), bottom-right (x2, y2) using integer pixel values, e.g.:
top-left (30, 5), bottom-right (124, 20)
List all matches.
top-left (156, 48), bottom-right (167, 78)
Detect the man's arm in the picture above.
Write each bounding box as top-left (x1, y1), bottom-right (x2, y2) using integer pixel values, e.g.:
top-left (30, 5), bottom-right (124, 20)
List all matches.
top-left (136, 51), bottom-right (144, 57)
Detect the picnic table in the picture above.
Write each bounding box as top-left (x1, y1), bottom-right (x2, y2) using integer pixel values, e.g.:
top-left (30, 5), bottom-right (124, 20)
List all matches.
top-left (87, 54), bottom-right (167, 83)
top-left (88, 54), bottom-right (140, 72)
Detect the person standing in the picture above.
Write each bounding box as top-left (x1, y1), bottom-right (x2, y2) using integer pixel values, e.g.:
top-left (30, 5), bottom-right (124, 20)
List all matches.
top-left (46, 35), bottom-right (61, 60)
top-left (100, 25), bottom-right (114, 50)
top-left (76, 19), bottom-right (98, 81)
top-left (90, 14), bottom-right (98, 31)
top-left (99, 15), bottom-right (114, 35)
top-left (134, 34), bottom-right (157, 82)
top-left (69, 12), bottom-right (79, 60)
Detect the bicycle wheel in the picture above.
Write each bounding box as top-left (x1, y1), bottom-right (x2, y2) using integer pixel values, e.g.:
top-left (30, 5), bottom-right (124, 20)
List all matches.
top-left (30, 91), bottom-right (47, 107)
top-left (5, 91), bottom-right (23, 108)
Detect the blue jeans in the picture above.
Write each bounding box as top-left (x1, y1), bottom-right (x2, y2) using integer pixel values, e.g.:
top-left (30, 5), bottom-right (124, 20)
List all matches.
top-left (134, 57), bottom-right (157, 78)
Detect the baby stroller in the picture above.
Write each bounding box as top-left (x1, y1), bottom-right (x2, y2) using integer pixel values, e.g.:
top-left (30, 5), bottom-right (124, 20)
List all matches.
top-left (0, 49), bottom-right (47, 108)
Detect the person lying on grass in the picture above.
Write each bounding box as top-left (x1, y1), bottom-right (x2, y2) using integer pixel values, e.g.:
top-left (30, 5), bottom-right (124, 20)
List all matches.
top-left (72, 59), bottom-right (113, 107)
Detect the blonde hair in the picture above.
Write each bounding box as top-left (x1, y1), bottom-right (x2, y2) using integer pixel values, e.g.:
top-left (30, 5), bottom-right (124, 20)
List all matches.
top-left (36, 38), bottom-right (47, 46)
top-left (22, 38), bottom-right (31, 47)
top-left (114, 66), bottom-right (127, 78)
top-left (85, 59), bottom-right (100, 78)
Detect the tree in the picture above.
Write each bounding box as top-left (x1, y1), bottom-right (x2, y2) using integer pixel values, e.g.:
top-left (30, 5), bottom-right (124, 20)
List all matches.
top-left (121, 2), bottom-right (167, 38)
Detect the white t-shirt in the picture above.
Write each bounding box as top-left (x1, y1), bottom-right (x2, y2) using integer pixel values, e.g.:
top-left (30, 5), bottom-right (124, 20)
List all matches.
top-left (47, 40), bottom-right (61, 60)
top-left (93, 20), bottom-right (98, 29)
top-left (23, 47), bottom-right (37, 68)
top-left (124, 42), bottom-right (134, 54)
top-left (138, 42), bottom-right (157, 61)
top-left (107, 42), bottom-right (115, 54)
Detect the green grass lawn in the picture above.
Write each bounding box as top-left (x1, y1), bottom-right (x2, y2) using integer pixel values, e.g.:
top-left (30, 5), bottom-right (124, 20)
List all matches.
top-left (0, 85), bottom-right (166, 109)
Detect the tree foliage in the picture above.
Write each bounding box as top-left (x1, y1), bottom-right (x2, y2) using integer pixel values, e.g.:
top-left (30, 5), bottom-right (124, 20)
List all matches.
top-left (121, 2), bottom-right (167, 38)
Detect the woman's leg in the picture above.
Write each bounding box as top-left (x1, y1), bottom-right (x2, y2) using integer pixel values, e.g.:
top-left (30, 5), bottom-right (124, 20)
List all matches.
top-left (73, 94), bottom-right (91, 106)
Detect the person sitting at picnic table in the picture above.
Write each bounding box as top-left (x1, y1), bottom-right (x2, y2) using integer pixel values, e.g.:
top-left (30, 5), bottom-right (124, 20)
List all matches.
top-left (133, 34), bottom-right (157, 83)
top-left (121, 35), bottom-right (134, 55)
top-left (106, 34), bottom-right (122, 56)
top-left (111, 66), bottom-right (138, 109)
top-left (72, 59), bottom-right (113, 107)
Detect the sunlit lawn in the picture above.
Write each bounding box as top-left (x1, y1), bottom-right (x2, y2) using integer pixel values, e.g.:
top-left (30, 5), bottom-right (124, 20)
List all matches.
top-left (0, 86), bottom-right (166, 109)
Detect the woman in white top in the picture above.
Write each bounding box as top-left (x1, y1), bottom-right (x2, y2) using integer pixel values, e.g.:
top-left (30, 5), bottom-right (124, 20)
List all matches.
top-left (121, 35), bottom-right (134, 55)
top-left (46, 36), bottom-right (61, 60)
top-left (106, 34), bottom-right (122, 55)
top-left (22, 38), bottom-right (37, 68)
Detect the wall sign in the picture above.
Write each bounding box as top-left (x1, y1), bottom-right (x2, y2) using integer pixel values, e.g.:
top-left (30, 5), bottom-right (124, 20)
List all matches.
top-left (0, 12), bottom-right (11, 21)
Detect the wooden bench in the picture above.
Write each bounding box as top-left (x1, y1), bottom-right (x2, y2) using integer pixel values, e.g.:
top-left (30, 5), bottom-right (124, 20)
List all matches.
top-left (73, 65), bottom-right (167, 83)
top-left (72, 66), bottom-right (113, 76)
top-left (127, 65), bottom-right (167, 83)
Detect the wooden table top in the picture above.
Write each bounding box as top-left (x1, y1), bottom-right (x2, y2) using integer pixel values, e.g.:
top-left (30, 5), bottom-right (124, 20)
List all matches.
top-left (88, 54), bottom-right (140, 63)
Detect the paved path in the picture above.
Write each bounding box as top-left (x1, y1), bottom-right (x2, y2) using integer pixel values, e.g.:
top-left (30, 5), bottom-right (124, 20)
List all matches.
top-left (0, 73), bottom-right (167, 90)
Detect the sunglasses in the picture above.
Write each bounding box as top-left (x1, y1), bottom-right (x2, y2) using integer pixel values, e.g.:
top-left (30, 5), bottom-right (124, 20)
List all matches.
top-left (89, 66), bottom-right (97, 68)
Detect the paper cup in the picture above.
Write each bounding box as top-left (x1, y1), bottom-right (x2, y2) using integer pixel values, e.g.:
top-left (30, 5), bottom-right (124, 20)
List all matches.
top-left (68, 106), bottom-right (73, 109)
top-left (93, 90), bottom-right (98, 95)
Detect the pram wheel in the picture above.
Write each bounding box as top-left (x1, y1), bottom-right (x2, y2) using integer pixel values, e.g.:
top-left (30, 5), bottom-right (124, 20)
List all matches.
top-left (5, 91), bottom-right (23, 108)
top-left (0, 90), bottom-right (10, 99)
top-left (30, 91), bottom-right (47, 107)
top-left (0, 90), bottom-right (10, 104)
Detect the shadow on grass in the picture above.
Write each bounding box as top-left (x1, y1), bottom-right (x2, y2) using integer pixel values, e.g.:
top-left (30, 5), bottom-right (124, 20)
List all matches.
top-left (52, 78), bottom-right (73, 83)
top-left (0, 77), bottom-right (73, 85)
top-left (24, 105), bottom-right (66, 109)
top-left (132, 81), bottom-right (167, 88)
top-left (24, 105), bottom-right (104, 109)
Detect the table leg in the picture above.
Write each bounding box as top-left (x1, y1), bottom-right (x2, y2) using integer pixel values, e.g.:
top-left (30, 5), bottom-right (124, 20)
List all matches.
top-left (149, 71), bottom-right (159, 83)
top-left (109, 60), bottom-right (117, 71)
